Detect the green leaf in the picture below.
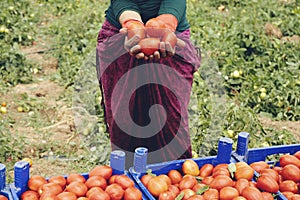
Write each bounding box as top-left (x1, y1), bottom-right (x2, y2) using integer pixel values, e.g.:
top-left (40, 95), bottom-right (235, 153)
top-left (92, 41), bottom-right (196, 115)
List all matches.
top-left (175, 192), bottom-right (184, 200)
top-left (228, 163), bottom-right (236, 178)
top-left (196, 185), bottom-right (209, 195)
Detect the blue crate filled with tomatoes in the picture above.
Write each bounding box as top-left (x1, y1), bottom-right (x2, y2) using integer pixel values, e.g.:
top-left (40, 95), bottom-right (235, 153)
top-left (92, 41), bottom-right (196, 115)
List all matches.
top-left (7, 150), bottom-right (147, 200)
top-left (129, 134), bottom-right (300, 200)
top-left (231, 132), bottom-right (300, 200)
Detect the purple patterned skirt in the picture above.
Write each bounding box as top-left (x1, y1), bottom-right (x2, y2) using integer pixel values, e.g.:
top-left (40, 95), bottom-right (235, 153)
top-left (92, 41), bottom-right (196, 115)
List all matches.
top-left (96, 20), bottom-right (201, 167)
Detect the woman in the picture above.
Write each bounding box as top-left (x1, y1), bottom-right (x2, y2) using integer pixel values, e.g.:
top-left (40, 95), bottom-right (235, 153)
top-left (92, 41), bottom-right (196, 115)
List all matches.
top-left (96, 0), bottom-right (201, 168)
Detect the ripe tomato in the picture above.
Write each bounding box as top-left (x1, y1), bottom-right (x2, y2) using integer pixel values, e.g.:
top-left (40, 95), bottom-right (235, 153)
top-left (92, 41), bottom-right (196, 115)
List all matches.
top-left (158, 174), bottom-right (172, 186)
top-left (203, 188), bottom-right (219, 200)
top-left (21, 190), bottom-right (39, 200)
top-left (209, 175), bottom-right (234, 191)
top-left (56, 192), bottom-right (77, 200)
top-left (249, 161), bottom-right (270, 173)
top-left (38, 182), bottom-right (63, 196)
top-left (199, 164), bottom-right (214, 178)
top-left (279, 180), bottom-right (298, 194)
top-left (182, 160), bottom-right (200, 176)
top-left (105, 183), bottom-right (124, 200)
top-left (89, 165), bottom-right (113, 180)
top-left (158, 191), bottom-right (175, 200)
top-left (86, 190), bottom-right (110, 200)
top-left (114, 174), bottom-right (135, 190)
top-left (124, 187), bottom-right (143, 200)
top-left (213, 164), bottom-right (228, 173)
top-left (127, 21), bottom-right (145, 40)
top-left (219, 186), bottom-right (239, 200)
top-left (168, 169), bottom-right (182, 184)
top-left (28, 175), bottom-right (48, 191)
top-left (168, 184), bottom-right (180, 197)
top-left (201, 176), bottom-right (214, 185)
top-left (77, 198), bottom-right (89, 200)
top-left (261, 192), bottom-right (275, 200)
top-left (234, 179), bottom-right (250, 195)
top-left (65, 181), bottom-right (88, 197)
top-left (279, 155), bottom-right (300, 168)
top-left (138, 38), bottom-right (160, 56)
top-left (281, 164), bottom-right (300, 182)
top-left (256, 174), bottom-right (279, 193)
top-left (260, 168), bottom-right (279, 183)
top-left (66, 174), bottom-right (85, 184)
top-left (140, 174), bottom-right (154, 188)
top-left (109, 175), bottom-right (118, 185)
top-left (212, 168), bottom-right (230, 178)
top-left (86, 187), bottom-right (104, 198)
top-left (294, 151), bottom-right (300, 160)
top-left (235, 162), bottom-right (254, 181)
top-left (241, 186), bottom-right (264, 200)
top-left (281, 191), bottom-right (294, 199)
top-left (147, 175), bottom-right (168, 197)
top-left (85, 175), bottom-right (107, 190)
top-left (187, 195), bottom-right (205, 200)
top-left (292, 194), bottom-right (300, 200)
top-left (181, 188), bottom-right (196, 200)
top-left (145, 18), bottom-right (166, 37)
top-left (232, 197), bottom-right (247, 200)
top-left (192, 183), bottom-right (207, 193)
top-left (179, 175), bottom-right (197, 190)
top-left (48, 175), bottom-right (67, 189)
top-left (39, 193), bottom-right (58, 200)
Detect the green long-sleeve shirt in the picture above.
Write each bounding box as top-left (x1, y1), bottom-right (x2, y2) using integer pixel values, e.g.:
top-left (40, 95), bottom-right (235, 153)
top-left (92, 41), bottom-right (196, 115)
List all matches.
top-left (105, 0), bottom-right (190, 32)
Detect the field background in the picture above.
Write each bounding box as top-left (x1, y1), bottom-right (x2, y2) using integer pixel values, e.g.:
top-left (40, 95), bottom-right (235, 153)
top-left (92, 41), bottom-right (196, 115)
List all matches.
top-left (0, 0), bottom-right (299, 182)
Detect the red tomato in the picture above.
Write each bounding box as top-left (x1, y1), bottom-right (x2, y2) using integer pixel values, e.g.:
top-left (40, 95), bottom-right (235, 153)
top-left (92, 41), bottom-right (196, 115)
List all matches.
top-left (126, 21), bottom-right (145, 40)
top-left (140, 174), bottom-right (154, 188)
top-left (168, 169), bottom-right (182, 184)
top-left (250, 161), bottom-right (270, 173)
top-left (294, 151), bottom-right (300, 160)
top-left (181, 188), bottom-right (196, 200)
top-left (241, 186), bottom-right (264, 200)
top-left (108, 175), bottom-right (118, 185)
top-left (201, 176), bottom-right (214, 185)
top-left (281, 164), bottom-right (300, 182)
top-left (209, 175), bottom-right (234, 191)
top-left (235, 162), bottom-right (254, 181)
top-left (280, 155), bottom-right (300, 168)
top-left (39, 193), bottom-right (58, 200)
top-left (212, 168), bottom-right (230, 178)
top-left (89, 165), bottom-right (113, 180)
top-left (38, 182), bottom-right (63, 196)
top-left (145, 18), bottom-right (166, 37)
top-left (203, 188), bottom-right (219, 200)
top-left (85, 175), bottom-right (107, 190)
top-left (199, 164), bottom-right (214, 178)
top-left (260, 168), bottom-right (279, 183)
top-left (187, 195), bottom-right (205, 200)
top-left (21, 190), bottom-right (39, 200)
top-left (138, 38), bottom-right (160, 56)
top-left (292, 194), bottom-right (300, 200)
top-left (86, 187), bottom-right (104, 198)
top-left (261, 192), bottom-right (275, 200)
top-left (124, 187), bottom-right (143, 200)
top-left (256, 174), bottom-right (279, 193)
top-left (147, 175), bottom-right (168, 197)
top-left (279, 180), bottom-right (298, 194)
top-left (56, 192), bottom-right (77, 200)
top-left (281, 191), bottom-right (295, 199)
top-left (158, 191), bottom-right (175, 200)
top-left (232, 197), bottom-right (247, 200)
top-left (28, 175), bottom-right (47, 191)
top-left (105, 183), bottom-right (124, 200)
top-left (0, 195), bottom-right (7, 200)
top-left (192, 183), bottom-right (207, 193)
top-left (234, 179), bottom-right (250, 195)
top-left (86, 190), bottom-right (110, 200)
top-left (66, 174), bottom-right (85, 184)
top-left (168, 184), bottom-right (180, 197)
top-left (48, 175), bottom-right (67, 189)
top-left (219, 186), bottom-right (239, 200)
top-left (179, 175), bottom-right (197, 190)
top-left (65, 181), bottom-right (88, 197)
top-left (182, 160), bottom-right (200, 176)
top-left (114, 174), bottom-right (135, 190)
top-left (158, 174), bottom-right (172, 186)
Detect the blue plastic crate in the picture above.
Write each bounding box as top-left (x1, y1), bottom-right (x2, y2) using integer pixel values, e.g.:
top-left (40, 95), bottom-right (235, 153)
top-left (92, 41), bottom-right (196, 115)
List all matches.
top-left (232, 132), bottom-right (300, 200)
top-left (129, 137), bottom-right (234, 200)
top-left (9, 150), bottom-right (147, 200)
top-left (0, 163), bottom-right (14, 200)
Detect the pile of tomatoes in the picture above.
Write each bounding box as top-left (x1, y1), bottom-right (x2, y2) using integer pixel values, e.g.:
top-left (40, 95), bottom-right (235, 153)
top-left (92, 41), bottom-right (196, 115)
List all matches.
top-left (140, 150), bottom-right (300, 200)
top-left (20, 165), bottom-right (143, 200)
